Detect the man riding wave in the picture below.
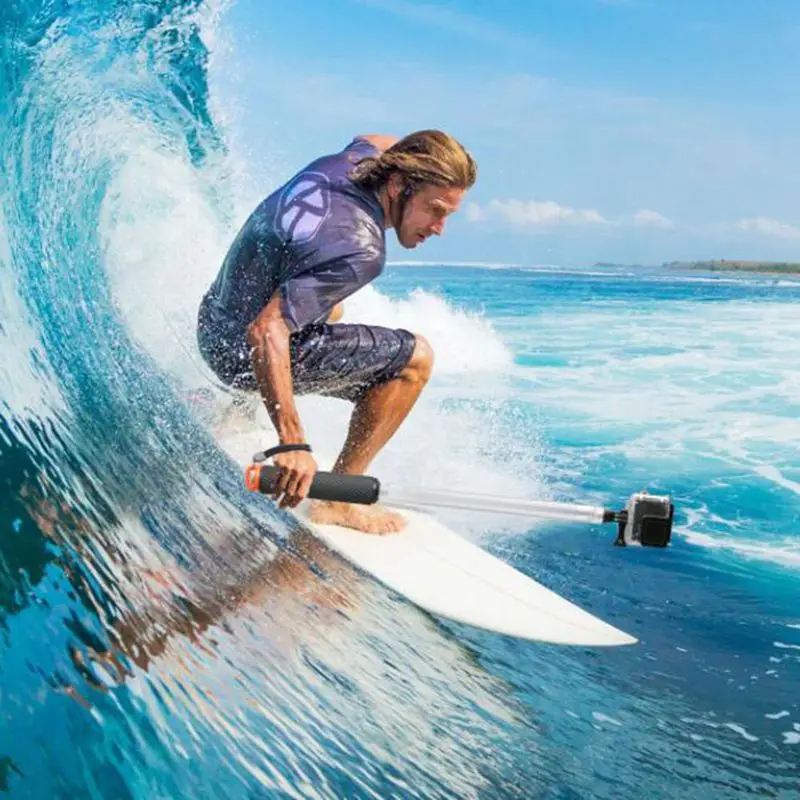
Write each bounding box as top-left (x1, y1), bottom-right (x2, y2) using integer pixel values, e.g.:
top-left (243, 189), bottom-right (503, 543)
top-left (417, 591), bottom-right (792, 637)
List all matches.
top-left (197, 130), bottom-right (477, 534)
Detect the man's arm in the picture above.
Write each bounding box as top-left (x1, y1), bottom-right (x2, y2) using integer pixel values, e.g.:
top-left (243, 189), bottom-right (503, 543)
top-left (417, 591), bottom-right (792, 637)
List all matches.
top-left (355, 134), bottom-right (398, 153)
top-left (246, 293), bottom-right (316, 507)
top-left (246, 292), bottom-right (304, 444)
top-left (246, 296), bottom-right (342, 437)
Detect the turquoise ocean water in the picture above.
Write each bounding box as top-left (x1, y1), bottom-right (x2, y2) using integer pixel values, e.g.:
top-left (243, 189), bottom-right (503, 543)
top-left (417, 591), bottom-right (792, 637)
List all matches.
top-left (1, 2), bottom-right (798, 797)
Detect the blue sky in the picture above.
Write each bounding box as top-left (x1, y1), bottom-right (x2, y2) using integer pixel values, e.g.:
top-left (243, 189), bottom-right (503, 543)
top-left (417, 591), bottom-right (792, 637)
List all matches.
top-left (211, 0), bottom-right (800, 266)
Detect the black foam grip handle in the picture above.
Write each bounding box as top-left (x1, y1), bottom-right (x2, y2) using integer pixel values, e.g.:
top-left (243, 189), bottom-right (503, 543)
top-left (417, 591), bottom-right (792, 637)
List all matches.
top-left (257, 465), bottom-right (381, 505)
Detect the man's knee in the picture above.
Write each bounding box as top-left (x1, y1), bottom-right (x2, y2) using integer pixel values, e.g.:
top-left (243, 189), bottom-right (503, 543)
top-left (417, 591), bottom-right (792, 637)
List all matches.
top-left (402, 334), bottom-right (434, 384)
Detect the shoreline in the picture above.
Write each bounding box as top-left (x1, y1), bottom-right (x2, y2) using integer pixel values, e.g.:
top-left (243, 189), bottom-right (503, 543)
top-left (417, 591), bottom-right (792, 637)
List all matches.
top-left (665, 260), bottom-right (800, 275)
top-left (594, 260), bottom-right (800, 275)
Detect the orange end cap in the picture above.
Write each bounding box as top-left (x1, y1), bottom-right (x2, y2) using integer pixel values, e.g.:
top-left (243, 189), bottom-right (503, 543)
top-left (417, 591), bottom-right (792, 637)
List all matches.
top-left (245, 463), bottom-right (261, 492)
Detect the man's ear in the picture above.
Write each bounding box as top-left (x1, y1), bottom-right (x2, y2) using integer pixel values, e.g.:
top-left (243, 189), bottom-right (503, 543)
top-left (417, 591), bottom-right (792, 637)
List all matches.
top-left (386, 173), bottom-right (403, 201)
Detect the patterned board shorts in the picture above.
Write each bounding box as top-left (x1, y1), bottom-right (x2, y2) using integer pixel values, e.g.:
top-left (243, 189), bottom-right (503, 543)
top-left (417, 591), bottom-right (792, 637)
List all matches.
top-left (197, 309), bottom-right (417, 403)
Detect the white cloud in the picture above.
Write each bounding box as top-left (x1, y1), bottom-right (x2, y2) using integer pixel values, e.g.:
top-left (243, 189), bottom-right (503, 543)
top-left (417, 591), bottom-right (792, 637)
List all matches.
top-left (468, 200), bottom-right (682, 233)
top-left (734, 216), bottom-right (800, 240)
top-left (465, 202), bottom-right (487, 222)
top-left (473, 199), bottom-right (607, 228)
top-left (633, 209), bottom-right (674, 229)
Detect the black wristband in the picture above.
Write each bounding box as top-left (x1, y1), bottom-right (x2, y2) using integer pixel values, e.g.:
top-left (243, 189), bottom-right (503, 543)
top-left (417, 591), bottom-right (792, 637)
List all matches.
top-left (253, 443), bottom-right (312, 463)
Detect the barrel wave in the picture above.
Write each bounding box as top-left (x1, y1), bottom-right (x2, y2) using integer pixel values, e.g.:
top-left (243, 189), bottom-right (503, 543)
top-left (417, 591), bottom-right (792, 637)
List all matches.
top-left (2, 2), bottom-right (799, 798)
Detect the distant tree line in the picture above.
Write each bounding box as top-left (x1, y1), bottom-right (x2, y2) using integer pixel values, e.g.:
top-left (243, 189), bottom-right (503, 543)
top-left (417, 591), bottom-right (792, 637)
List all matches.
top-left (593, 260), bottom-right (800, 274)
top-left (662, 260), bottom-right (800, 274)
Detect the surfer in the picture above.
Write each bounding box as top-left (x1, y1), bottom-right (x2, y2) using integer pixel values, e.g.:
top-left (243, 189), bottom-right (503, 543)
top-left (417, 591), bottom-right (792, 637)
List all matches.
top-left (197, 130), bottom-right (477, 533)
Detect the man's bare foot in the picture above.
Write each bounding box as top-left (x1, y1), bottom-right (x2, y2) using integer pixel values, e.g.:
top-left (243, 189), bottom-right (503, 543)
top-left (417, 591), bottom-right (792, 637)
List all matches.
top-left (308, 500), bottom-right (407, 534)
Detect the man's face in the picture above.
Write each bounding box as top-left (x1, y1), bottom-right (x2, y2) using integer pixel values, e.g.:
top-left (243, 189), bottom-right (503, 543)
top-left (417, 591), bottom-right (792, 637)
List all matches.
top-left (393, 183), bottom-right (466, 249)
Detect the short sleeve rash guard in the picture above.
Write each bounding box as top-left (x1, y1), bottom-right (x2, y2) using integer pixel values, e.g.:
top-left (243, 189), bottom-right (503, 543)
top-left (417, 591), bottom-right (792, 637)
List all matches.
top-left (201, 138), bottom-right (385, 335)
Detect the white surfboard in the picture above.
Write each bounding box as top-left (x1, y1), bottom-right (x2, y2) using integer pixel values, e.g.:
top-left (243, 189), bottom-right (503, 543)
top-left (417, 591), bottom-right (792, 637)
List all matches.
top-left (213, 417), bottom-right (636, 648)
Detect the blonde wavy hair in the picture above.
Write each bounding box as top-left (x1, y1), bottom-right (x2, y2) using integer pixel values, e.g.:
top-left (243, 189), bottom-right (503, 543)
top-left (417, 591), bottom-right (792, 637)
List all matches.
top-left (351, 130), bottom-right (477, 194)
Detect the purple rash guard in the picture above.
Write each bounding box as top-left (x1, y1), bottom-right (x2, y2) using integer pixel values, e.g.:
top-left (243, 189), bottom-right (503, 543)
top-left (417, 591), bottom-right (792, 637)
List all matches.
top-left (196, 138), bottom-right (416, 401)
